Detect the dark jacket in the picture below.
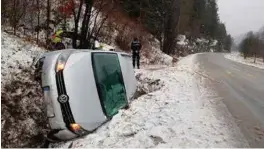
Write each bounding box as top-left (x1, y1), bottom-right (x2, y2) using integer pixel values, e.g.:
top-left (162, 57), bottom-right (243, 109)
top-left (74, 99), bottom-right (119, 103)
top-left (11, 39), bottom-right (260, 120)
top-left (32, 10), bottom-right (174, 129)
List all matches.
top-left (131, 40), bottom-right (142, 53)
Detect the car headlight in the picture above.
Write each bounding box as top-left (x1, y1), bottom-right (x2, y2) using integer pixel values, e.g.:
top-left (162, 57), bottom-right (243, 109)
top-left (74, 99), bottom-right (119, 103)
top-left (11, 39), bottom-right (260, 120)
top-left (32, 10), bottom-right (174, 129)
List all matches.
top-left (70, 123), bottom-right (88, 135)
top-left (56, 52), bottom-right (72, 72)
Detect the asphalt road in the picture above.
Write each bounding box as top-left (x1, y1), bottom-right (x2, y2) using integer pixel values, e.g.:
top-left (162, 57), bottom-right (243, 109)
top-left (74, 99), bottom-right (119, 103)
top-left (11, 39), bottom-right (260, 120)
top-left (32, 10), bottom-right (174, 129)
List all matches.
top-left (195, 53), bottom-right (264, 147)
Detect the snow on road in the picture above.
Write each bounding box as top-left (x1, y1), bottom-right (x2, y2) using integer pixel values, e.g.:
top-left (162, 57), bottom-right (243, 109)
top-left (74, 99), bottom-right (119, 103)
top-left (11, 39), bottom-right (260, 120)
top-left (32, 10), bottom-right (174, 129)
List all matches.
top-left (51, 54), bottom-right (249, 148)
top-left (225, 52), bottom-right (264, 70)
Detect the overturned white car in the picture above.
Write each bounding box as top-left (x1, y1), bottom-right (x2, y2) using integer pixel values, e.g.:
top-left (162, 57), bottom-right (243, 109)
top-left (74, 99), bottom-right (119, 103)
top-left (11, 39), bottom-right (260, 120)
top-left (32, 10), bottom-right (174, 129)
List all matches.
top-left (35, 49), bottom-right (137, 142)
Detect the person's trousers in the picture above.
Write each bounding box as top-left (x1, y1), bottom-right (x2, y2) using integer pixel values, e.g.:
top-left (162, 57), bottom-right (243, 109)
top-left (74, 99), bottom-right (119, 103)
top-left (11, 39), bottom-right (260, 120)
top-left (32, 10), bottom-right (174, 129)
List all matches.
top-left (132, 52), bottom-right (140, 69)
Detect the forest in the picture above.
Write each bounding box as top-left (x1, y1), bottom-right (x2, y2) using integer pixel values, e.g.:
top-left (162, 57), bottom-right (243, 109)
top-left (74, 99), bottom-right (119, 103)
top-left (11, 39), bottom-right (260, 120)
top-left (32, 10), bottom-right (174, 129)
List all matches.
top-left (239, 28), bottom-right (264, 62)
top-left (1, 0), bottom-right (232, 54)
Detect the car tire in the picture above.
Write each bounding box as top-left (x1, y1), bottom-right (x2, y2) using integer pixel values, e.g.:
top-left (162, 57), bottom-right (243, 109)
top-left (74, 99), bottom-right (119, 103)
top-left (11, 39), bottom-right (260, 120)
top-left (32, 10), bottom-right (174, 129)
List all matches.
top-left (123, 104), bottom-right (130, 110)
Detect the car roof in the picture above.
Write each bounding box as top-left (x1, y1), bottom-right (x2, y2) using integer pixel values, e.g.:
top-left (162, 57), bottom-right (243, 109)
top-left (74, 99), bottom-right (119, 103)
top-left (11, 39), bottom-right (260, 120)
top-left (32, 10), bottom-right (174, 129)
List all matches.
top-left (41, 49), bottom-right (130, 57)
top-left (33, 49), bottom-right (131, 69)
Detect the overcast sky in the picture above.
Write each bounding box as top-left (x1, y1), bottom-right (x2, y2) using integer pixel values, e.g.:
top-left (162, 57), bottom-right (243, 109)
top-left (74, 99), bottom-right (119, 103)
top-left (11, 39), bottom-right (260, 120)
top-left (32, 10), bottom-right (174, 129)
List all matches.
top-left (217, 0), bottom-right (264, 37)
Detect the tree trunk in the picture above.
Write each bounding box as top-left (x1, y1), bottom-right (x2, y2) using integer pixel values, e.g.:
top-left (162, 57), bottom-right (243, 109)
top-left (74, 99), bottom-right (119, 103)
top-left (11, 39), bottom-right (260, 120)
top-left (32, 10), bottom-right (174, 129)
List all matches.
top-left (80, 5), bottom-right (89, 48)
top-left (72, 20), bottom-right (78, 48)
top-left (162, 0), bottom-right (181, 55)
top-left (159, 36), bottom-right (163, 52)
top-left (46, 0), bottom-right (50, 44)
top-left (72, 0), bottom-right (84, 48)
top-left (254, 53), bottom-right (256, 63)
top-left (80, 0), bottom-right (93, 49)
top-left (13, 26), bottom-right (17, 35)
top-left (13, 0), bottom-right (17, 35)
top-left (61, 0), bottom-right (67, 30)
top-left (37, 0), bottom-right (40, 44)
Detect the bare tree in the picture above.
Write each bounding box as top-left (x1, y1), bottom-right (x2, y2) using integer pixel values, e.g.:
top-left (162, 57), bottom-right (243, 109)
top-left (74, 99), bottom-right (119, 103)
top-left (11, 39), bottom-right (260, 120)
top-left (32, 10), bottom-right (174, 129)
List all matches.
top-left (71, 0), bottom-right (113, 49)
top-left (72, 0), bottom-right (84, 48)
top-left (163, 0), bottom-right (181, 54)
top-left (36, 0), bottom-right (40, 43)
top-left (140, 0), bottom-right (181, 54)
top-left (1, 0), bottom-right (9, 24)
top-left (259, 28), bottom-right (264, 62)
top-left (46, 0), bottom-right (51, 44)
top-left (253, 38), bottom-right (259, 63)
top-left (9, 0), bottom-right (28, 35)
top-left (28, 1), bottom-right (35, 35)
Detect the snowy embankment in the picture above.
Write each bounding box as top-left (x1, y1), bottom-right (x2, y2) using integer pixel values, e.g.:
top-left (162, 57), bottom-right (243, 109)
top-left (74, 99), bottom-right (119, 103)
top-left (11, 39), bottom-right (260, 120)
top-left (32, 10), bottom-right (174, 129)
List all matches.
top-left (1, 32), bottom-right (46, 85)
top-left (1, 32), bottom-right (48, 148)
top-left (1, 31), bottom-right (248, 147)
top-left (51, 54), bottom-right (248, 148)
top-left (225, 52), bottom-right (264, 69)
top-left (0, 30), bottom-right (172, 147)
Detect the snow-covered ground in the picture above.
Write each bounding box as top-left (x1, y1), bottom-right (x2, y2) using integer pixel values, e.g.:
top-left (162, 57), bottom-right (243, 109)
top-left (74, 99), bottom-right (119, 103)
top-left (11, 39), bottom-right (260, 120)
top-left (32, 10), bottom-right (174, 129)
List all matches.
top-left (1, 31), bottom-right (249, 148)
top-left (1, 32), bottom-right (46, 86)
top-left (225, 52), bottom-right (264, 69)
top-left (51, 54), bottom-right (249, 148)
top-left (140, 37), bottom-right (173, 66)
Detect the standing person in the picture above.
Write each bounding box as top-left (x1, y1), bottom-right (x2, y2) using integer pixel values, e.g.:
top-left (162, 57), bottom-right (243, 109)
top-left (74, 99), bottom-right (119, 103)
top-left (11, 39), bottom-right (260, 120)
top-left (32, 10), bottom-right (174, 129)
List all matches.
top-left (131, 37), bottom-right (142, 69)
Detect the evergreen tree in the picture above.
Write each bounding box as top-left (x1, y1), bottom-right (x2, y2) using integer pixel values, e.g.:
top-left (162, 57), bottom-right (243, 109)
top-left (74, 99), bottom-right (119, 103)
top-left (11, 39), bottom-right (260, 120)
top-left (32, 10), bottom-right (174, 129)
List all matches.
top-left (239, 32), bottom-right (254, 59)
top-left (224, 35), bottom-right (233, 52)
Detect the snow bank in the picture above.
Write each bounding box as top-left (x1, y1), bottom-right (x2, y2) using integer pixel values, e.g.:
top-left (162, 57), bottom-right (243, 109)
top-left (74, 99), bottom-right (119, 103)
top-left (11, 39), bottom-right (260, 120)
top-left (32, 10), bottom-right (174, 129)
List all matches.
top-left (147, 47), bottom-right (173, 66)
top-left (210, 40), bottom-right (218, 47)
top-left (141, 37), bottom-right (173, 66)
top-left (196, 38), bottom-right (210, 44)
top-left (225, 52), bottom-right (264, 69)
top-left (1, 32), bottom-right (46, 86)
top-left (177, 35), bottom-right (188, 46)
top-left (51, 54), bottom-right (248, 148)
top-left (133, 72), bottom-right (165, 99)
top-left (175, 35), bottom-right (219, 56)
top-left (1, 32), bottom-right (48, 148)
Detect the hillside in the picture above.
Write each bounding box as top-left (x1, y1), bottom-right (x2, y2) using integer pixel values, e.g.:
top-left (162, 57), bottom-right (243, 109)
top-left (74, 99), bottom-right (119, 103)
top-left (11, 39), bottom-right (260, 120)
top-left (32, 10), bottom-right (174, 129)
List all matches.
top-left (1, 32), bottom-right (48, 147)
top-left (1, 0), bottom-right (231, 55)
top-left (1, 32), bottom-right (249, 147)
